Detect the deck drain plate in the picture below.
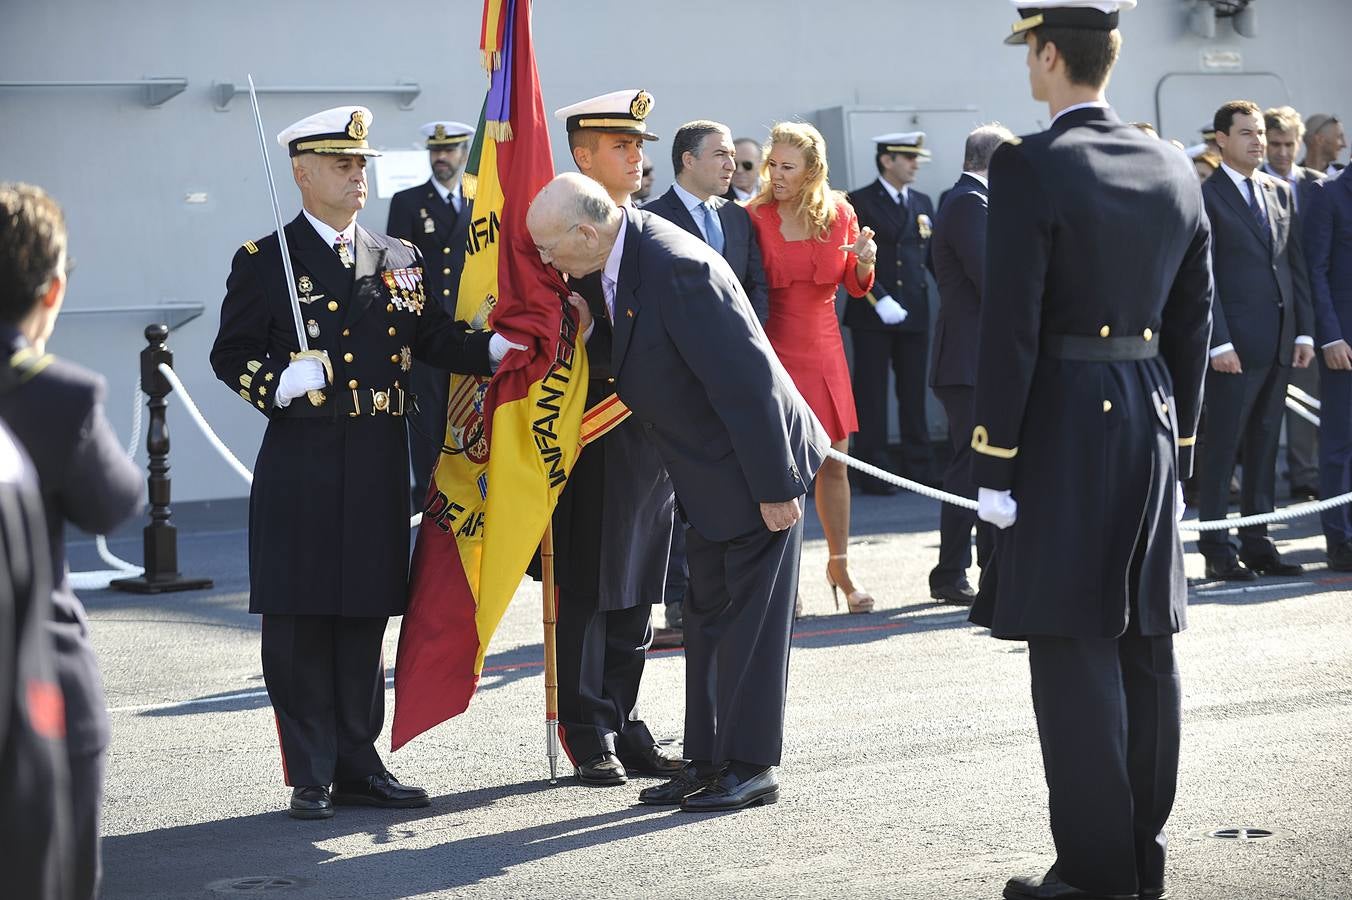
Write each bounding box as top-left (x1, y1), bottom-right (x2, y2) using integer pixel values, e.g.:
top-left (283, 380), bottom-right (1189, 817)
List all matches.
top-left (207, 876), bottom-right (305, 893)
top-left (1206, 827), bottom-right (1276, 841)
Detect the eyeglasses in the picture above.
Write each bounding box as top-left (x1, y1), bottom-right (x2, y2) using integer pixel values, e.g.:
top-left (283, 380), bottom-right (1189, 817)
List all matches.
top-left (739, 160), bottom-right (756, 171)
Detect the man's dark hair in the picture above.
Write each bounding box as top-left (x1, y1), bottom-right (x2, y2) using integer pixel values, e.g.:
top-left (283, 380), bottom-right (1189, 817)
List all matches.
top-left (567, 128), bottom-right (600, 159)
top-left (1031, 26), bottom-right (1121, 89)
top-left (0, 183), bottom-right (66, 325)
top-left (672, 120), bottom-right (729, 175)
top-left (1215, 100), bottom-right (1263, 137)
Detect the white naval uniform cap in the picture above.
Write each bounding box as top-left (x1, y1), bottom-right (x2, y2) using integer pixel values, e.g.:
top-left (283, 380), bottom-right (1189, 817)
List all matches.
top-left (277, 106), bottom-right (380, 157)
top-left (1004, 0), bottom-right (1137, 45)
top-left (873, 131), bottom-right (932, 159)
top-left (421, 121), bottom-right (475, 148)
top-left (554, 89), bottom-right (660, 141)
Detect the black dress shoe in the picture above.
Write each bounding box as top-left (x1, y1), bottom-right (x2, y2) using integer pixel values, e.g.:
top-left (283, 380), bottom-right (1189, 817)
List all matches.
top-left (1003, 868), bottom-right (1133, 899)
top-left (289, 785), bottom-right (334, 820)
top-left (650, 626), bottom-right (684, 650)
top-left (1290, 483), bottom-right (1319, 501)
top-left (1239, 554), bottom-right (1304, 577)
top-left (619, 743), bottom-right (685, 777)
top-left (1203, 557), bottom-right (1257, 581)
top-left (680, 767), bottom-right (778, 811)
top-left (331, 771), bottom-right (430, 808)
top-left (574, 752), bottom-right (627, 786)
top-left (637, 764), bottom-right (718, 805)
top-left (929, 580), bottom-right (977, 604)
top-left (1328, 542), bottom-right (1352, 572)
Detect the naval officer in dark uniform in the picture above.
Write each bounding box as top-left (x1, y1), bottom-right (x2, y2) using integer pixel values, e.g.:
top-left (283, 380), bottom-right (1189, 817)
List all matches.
top-left (386, 121), bottom-right (476, 504)
top-left (846, 132), bottom-right (938, 491)
top-left (210, 106), bottom-right (515, 819)
top-left (0, 182), bottom-right (145, 899)
top-left (969, 4), bottom-right (1213, 898)
top-left (545, 90), bottom-right (682, 786)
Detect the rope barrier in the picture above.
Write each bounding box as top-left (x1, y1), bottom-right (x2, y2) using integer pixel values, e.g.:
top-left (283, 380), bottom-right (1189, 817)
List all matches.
top-left (1285, 397), bottom-right (1320, 428)
top-left (70, 376), bottom-right (145, 591)
top-left (1288, 383), bottom-right (1321, 412)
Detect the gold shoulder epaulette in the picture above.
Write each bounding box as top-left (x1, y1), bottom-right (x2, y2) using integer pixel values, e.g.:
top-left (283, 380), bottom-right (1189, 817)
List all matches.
top-left (243, 240), bottom-right (260, 255)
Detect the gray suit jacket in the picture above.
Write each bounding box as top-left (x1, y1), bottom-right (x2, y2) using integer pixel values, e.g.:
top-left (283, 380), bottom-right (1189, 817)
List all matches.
top-left (608, 208), bottom-right (828, 541)
top-left (641, 186), bottom-right (770, 323)
top-left (1202, 169), bottom-right (1313, 366)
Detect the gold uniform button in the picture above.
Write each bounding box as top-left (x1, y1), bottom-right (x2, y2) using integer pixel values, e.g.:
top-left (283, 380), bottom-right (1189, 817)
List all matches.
top-left (327, 300), bottom-right (339, 312)
top-left (1103, 400), bottom-right (1112, 413)
top-left (390, 354), bottom-right (400, 364)
top-left (348, 379), bottom-right (359, 389)
top-left (388, 326), bottom-right (397, 337)
top-left (1143, 328), bottom-right (1153, 341)
top-left (442, 289), bottom-right (451, 297)
top-left (1099, 325), bottom-right (1111, 338)
top-left (343, 352), bottom-right (354, 363)
top-left (341, 328), bottom-right (350, 337)
top-left (442, 247), bottom-right (451, 255)
top-left (1161, 402), bottom-right (1169, 414)
top-left (386, 303), bottom-right (395, 313)
top-left (607, 377), bottom-right (616, 384)
top-left (443, 267), bottom-right (451, 276)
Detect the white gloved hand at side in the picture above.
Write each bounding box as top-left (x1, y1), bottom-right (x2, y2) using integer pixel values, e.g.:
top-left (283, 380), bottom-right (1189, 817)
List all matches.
top-left (1175, 480), bottom-right (1186, 525)
top-left (977, 487), bottom-right (1017, 530)
top-left (275, 357), bottom-right (327, 408)
top-left (873, 296), bottom-right (908, 326)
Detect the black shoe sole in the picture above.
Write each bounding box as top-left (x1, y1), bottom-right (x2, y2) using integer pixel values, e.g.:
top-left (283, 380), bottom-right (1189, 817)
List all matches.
top-left (288, 805), bottom-right (335, 820)
top-left (575, 772), bottom-right (627, 786)
top-left (330, 794), bottom-right (430, 808)
top-left (680, 788), bottom-right (779, 812)
top-left (1204, 569), bottom-right (1257, 582)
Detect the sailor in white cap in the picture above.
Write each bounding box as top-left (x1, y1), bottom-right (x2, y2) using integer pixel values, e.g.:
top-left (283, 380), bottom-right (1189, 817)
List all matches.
top-left (541, 89), bottom-right (684, 789)
top-left (211, 105), bottom-right (517, 821)
top-left (970, 3), bottom-right (1211, 899)
top-left (387, 119), bottom-right (477, 500)
top-left (845, 129), bottom-right (937, 500)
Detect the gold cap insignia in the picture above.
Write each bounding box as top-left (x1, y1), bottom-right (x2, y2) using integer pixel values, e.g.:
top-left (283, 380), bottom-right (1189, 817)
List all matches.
top-left (433, 123), bottom-right (448, 140)
top-left (629, 91), bottom-right (654, 121)
top-left (347, 110), bottom-right (369, 141)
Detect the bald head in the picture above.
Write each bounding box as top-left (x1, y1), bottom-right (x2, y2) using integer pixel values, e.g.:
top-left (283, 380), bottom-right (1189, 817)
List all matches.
top-left (527, 173), bottom-right (624, 279)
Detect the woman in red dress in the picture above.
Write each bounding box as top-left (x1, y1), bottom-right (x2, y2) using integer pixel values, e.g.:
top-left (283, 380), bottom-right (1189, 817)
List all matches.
top-left (748, 122), bottom-right (879, 614)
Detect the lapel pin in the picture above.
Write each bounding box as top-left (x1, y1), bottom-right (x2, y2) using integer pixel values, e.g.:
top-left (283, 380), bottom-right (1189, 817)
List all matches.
top-left (625, 308), bottom-right (634, 318)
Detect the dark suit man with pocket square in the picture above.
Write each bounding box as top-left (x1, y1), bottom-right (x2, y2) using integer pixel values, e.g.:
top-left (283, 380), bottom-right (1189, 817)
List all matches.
top-left (1197, 100), bottom-right (1316, 581)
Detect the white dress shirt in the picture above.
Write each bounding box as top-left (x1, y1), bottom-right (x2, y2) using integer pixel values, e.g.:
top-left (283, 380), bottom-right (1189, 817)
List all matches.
top-left (600, 212), bottom-right (628, 323)
top-left (879, 177), bottom-right (909, 208)
top-left (431, 178), bottom-right (463, 213)
top-left (672, 181), bottom-right (718, 244)
top-left (1050, 100), bottom-right (1111, 127)
top-left (302, 209), bottom-right (356, 249)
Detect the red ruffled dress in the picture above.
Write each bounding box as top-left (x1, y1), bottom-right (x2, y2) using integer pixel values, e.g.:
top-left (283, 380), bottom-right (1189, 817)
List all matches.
top-left (749, 198), bottom-right (874, 442)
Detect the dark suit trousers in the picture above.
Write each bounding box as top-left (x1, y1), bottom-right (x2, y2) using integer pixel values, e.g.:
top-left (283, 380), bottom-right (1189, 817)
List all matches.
top-left (1027, 632), bottom-right (1181, 896)
top-left (408, 360), bottom-right (449, 506)
top-left (49, 618), bottom-right (108, 900)
top-left (1285, 360), bottom-right (1320, 489)
top-left (683, 518), bottom-right (803, 768)
top-left (555, 592), bottom-right (655, 763)
top-left (1196, 362), bottom-right (1289, 559)
top-left (851, 329), bottom-right (933, 482)
top-left (930, 385), bottom-right (993, 587)
top-left (1319, 359), bottom-right (1352, 547)
top-left (260, 614), bottom-right (386, 787)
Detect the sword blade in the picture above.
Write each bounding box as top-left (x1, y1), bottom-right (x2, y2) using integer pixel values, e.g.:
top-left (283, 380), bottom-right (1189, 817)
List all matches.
top-left (246, 74), bottom-right (308, 353)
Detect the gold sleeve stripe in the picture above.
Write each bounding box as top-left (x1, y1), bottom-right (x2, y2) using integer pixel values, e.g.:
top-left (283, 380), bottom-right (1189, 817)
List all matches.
top-left (864, 291), bottom-right (879, 307)
top-left (238, 389), bottom-right (251, 400)
top-left (971, 425), bottom-right (1018, 459)
top-left (244, 240), bottom-right (259, 255)
top-left (1177, 435), bottom-right (1197, 447)
top-left (246, 360), bottom-right (262, 373)
top-left (239, 374), bottom-right (253, 389)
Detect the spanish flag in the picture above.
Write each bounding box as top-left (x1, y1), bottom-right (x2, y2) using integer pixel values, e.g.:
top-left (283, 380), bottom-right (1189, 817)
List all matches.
top-left (392, 0), bottom-right (586, 750)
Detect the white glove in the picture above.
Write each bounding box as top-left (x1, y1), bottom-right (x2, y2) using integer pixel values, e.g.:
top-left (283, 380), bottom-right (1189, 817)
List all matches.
top-left (275, 357), bottom-right (327, 408)
top-left (488, 332), bottom-right (528, 370)
top-left (1175, 480), bottom-right (1186, 525)
top-left (977, 487), bottom-right (1017, 530)
top-left (874, 296), bottom-right (908, 326)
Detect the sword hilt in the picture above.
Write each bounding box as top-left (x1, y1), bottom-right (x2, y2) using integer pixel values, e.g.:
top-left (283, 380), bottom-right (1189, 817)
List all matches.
top-left (291, 349), bottom-right (333, 407)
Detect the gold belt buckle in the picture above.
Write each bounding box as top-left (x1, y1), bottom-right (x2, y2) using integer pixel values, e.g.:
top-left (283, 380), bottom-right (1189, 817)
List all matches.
top-left (373, 390), bottom-right (389, 413)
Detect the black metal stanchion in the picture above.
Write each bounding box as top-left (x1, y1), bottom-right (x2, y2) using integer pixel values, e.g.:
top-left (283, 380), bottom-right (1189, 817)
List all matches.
top-left (110, 324), bottom-right (214, 593)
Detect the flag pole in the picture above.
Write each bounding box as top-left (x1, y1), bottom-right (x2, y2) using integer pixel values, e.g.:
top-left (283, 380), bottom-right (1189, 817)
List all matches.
top-left (541, 523), bottom-right (560, 783)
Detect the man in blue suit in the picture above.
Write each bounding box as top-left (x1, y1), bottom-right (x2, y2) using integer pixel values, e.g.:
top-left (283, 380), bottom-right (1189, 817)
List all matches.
top-left (1305, 170), bottom-right (1352, 569)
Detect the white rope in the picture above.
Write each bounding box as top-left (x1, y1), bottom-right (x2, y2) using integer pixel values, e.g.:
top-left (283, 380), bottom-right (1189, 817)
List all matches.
top-left (1288, 383), bottom-right (1321, 412)
top-left (1285, 396), bottom-right (1321, 427)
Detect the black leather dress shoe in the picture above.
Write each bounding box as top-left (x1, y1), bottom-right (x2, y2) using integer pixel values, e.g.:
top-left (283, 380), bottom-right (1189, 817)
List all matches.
top-left (638, 764), bottom-right (718, 805)
top-left (619, 743), bottom-right (685, 777)
top-left (1329, 542), bottom-right (1352, 572)
top-left (575, 752), bottom-right (627, 786)
top-left (680, 767), bottom-right (779, 812)
top-left (289, 785), bottom-right (334, 820)
top-left (1239, 554), bottom-right (1304, 576)
top-left (1003, 868), bottom-right (1133, 899)
top-left (331, 771), bottom-right (430, 808)
top-left (1203, 557), bottom-right (1257, 581)
top-left (929, 581), bottom-right (977, 604)
top-left (1290, 483), bottom-right (1319, 501)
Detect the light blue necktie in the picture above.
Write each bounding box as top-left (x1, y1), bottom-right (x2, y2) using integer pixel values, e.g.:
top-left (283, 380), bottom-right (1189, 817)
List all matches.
top-left (700, 202), bottom-right (725, 255)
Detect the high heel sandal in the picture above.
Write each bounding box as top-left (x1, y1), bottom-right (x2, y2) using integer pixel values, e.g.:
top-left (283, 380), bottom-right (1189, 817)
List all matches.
top-left (826, 554), bottom-right (874, 614)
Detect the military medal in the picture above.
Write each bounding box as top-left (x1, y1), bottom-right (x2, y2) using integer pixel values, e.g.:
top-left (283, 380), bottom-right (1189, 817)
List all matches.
top-left (424, 217), bottom-right (436, 234)
top-left (399, 346), bottom-right (413, 372)
top-left (917, 214), bottom-right (932, 240)
top-left (306, 319), bottom-right (320, 339)
top-left (298, 275), bottom-right (313, 294)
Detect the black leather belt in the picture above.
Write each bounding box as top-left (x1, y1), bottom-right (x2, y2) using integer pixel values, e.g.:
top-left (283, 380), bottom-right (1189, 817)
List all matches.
top-left (1042, 334), bottom-right (1160, 361)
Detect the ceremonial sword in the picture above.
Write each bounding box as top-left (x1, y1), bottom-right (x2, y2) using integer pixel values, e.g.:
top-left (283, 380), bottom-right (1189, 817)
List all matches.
top-left (245, 74), bottom-right (331, 407)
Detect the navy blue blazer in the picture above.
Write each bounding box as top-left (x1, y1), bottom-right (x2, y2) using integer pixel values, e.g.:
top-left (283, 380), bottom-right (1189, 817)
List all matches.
top-left (928, 173), bottom-right (988, 388)
top-left (1304, 171), bottom-right (1352, 346)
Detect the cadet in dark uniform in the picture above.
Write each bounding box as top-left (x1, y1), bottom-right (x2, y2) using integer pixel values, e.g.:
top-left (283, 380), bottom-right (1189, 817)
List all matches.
top-left (386, 121), bottom-right (476, 504)
top-left (968, 4), bottom-right (1212, 898)
top-left (847, 133), bottom-right (938, 491)
top-left (210, 107), bottom-right (512, 819)
top-left (0, 182), bottom-right (145, 900)
top-left (546, 90), bottom-right (682, 785)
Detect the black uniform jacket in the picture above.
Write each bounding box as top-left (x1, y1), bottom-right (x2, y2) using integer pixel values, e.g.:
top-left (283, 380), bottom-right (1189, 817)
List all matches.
top-left (609, 209), bottom-right (828, 541)
top-left (0, 327), bottom-right (143, 755)
top-left (210, 214), bottom-right (492, 617)
top-left (1202, 168), bottom-right (1313, 367)
top-left (386, 178), bottom-right (472, 312)
top-left (928, 173), bottom-right (989, 388)
top-left (641, 186), bottom-right (771, 323)
top-left (968, 107), bottom-right (1214, 640)
top-left (845, 179), bottom-right (935, 334)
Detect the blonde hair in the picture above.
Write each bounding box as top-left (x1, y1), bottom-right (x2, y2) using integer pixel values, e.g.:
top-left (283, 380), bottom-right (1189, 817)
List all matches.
top-left (749, 121), bottom-right (842, 239)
